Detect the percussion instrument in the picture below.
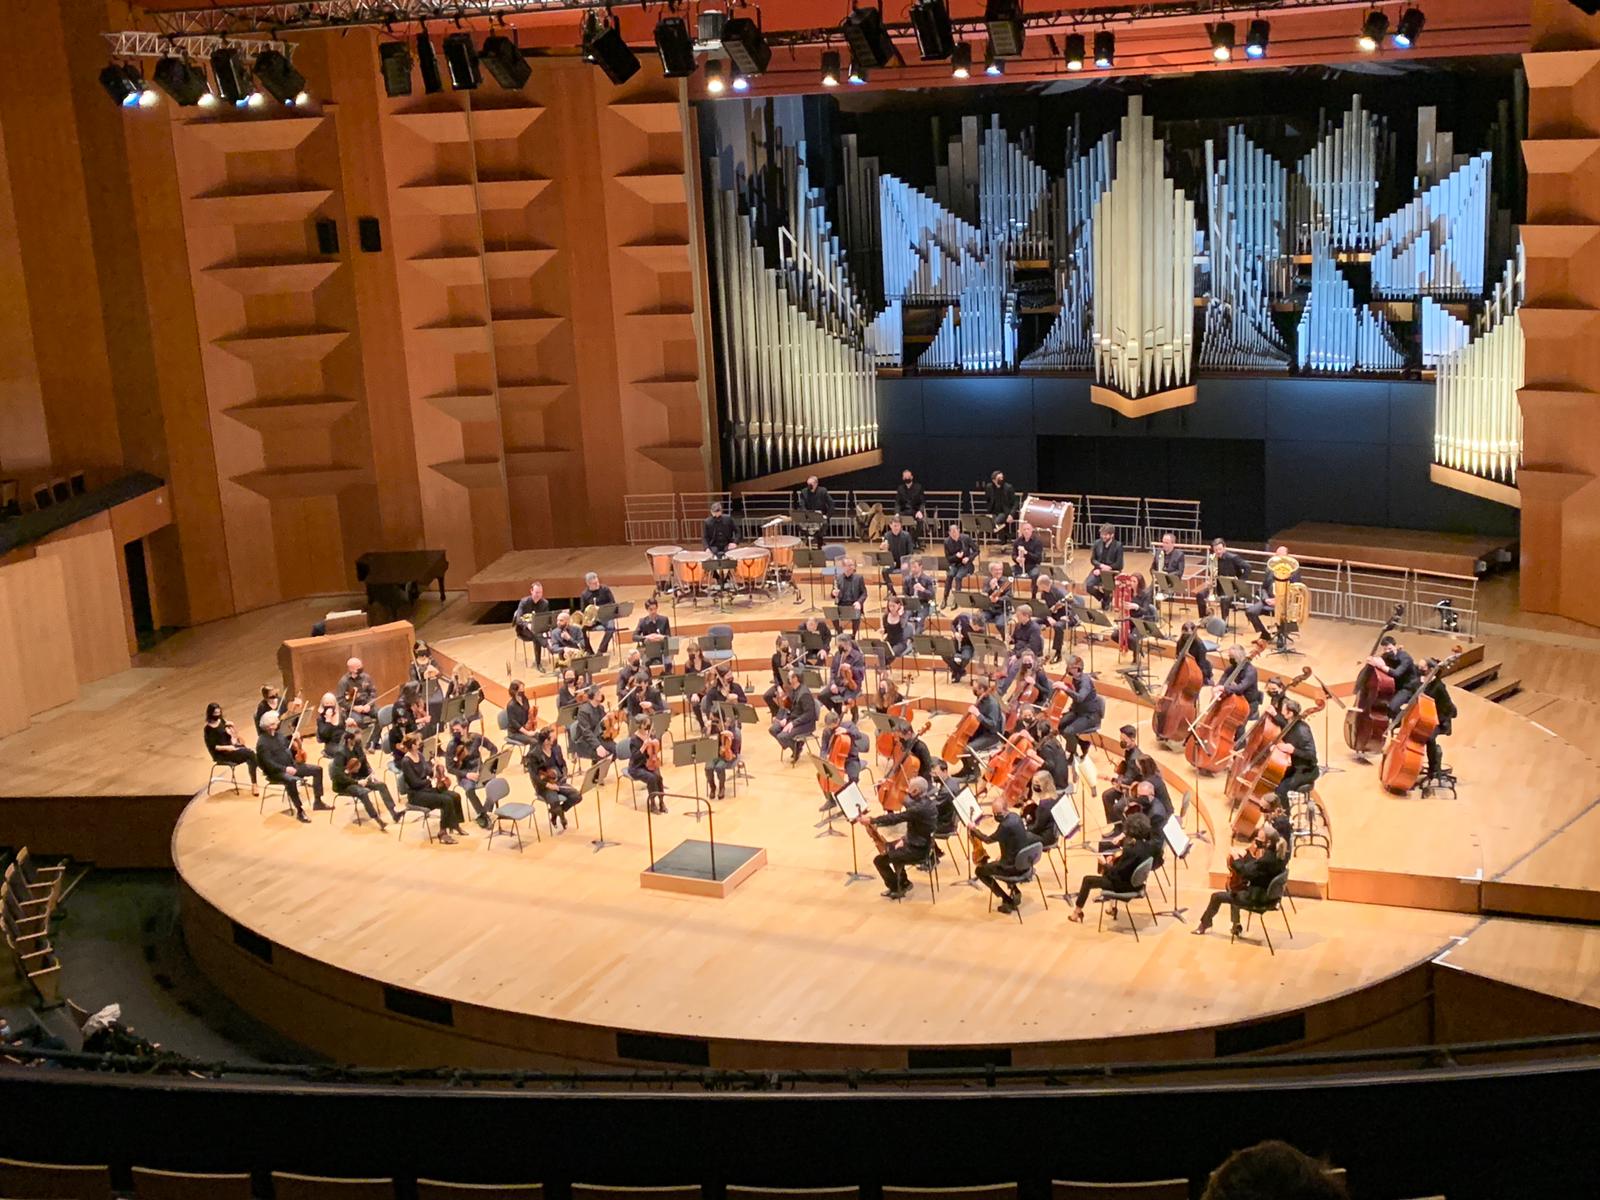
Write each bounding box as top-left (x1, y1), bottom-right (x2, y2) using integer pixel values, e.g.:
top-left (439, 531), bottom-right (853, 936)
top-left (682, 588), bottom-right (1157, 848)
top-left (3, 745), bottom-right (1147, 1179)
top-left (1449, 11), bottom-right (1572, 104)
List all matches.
top-left (757, 534), bottom-right (801, 571)
top-left (730, 546), bottom-right (770, 585)
top-left (673, 549), bottom-right (711, 589)
top-left (647, 545), bottom-right (683, 590)
top-left (1020, 496), bottom-right (1075, 553)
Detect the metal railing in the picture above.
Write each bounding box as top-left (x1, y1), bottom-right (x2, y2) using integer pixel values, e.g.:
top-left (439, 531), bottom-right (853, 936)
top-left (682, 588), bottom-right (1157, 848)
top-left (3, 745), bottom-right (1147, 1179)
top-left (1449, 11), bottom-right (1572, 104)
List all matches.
top-left (623, 494), bottom-right (679, 547)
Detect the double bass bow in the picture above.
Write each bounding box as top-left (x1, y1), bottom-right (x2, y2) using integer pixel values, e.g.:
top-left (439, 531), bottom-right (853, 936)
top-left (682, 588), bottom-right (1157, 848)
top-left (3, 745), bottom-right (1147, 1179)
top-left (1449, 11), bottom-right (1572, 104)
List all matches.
top-left (1345, 603), bottom-right (1405, 755)
top-left (1379, 649), bottom-right (1463, 795)
top-left (1151, 625), bottom-right (1205, 747)
top-left (1186, 643), bottom-right (1267, 775)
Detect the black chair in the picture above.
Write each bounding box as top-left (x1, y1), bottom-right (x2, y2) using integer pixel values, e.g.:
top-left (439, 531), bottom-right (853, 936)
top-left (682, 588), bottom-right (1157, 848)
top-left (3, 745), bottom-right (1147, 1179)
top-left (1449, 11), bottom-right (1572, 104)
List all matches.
top-left (984, 841), bottom-right (1047, 923)
top-left (1096, 857), bottom-right (1157, 942)
top-left (1233, 869), bottom-right (1293, 955)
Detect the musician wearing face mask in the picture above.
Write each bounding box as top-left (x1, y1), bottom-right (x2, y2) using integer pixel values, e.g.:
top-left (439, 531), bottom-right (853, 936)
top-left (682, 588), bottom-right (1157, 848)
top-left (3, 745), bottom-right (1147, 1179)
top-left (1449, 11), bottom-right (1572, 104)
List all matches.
top-left (1086, 524), bottom-right (1124, 609)
top-left (865, 775), bottom-right (937, 899)
top-left (331, 724), bottom-right (397, 829)
top-left (820, 709), bottom-right (869, 795)
top-left (336, 658), bottom-right (378, 726)
top-left (1418, 659), bottom-right (1458, 780)
top-left (1272, 698), bottom-right (1320, 802)
top-left (1367, 634), bottom-right (1421, 721)
top-left (1059, 656), bottom-right (1104, 746)
top-left (967, 676), bottom-right (1005, 755)
top-left (570, 687), bottom-right (617, 768)
top-left (527, 725), bottom-right (581, 831)
top-left (1034, 572), bottom-right (1073, 664)
top-left (942, 522), bottom-right (979, 609)
top-left (1220, 644), bottom-right (1263, 720)
top-left (630, 714), bottom-right (668, 813)
top-left (881, 518), bottom-right (916, 590)
top-left (1121, 574), bottom-right (1160, 657)
top-left (257, 711), bottom-right (324, 823)
top-left (944, 613), bottom-right (977, 684)
top-left (821, 634), bottom-right (866, 715)
top-left (446, 718), bottom-right (498, 828)
top-left (1177, 620), bottom-right (1215, 687)
top-left (984, 470), bottom-right (1018, 532)
top-left (798, 475), bottom-right (833, 548)
top-left (972, 792), bottom-right (1042, 915)
top-left (770, 668), bottom-right (820, 763)
top-left (203, 703), bottom-right (259, 795)
top-left (895, 469), bottom-right (926, 539)
top-left (1101, 726), bottom-right (1142, 823)
top-left (1068, 812), bottom-right (1157, 923)
top-left (1193, 827), bottom-right (1287, 937)
top-left (395, 732), bottom-right (468, 844)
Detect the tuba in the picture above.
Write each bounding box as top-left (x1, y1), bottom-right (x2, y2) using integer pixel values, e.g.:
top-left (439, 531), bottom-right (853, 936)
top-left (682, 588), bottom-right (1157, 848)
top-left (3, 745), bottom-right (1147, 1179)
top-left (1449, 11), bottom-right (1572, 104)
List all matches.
top-left (1267, 553), bottom-right (1310, 628)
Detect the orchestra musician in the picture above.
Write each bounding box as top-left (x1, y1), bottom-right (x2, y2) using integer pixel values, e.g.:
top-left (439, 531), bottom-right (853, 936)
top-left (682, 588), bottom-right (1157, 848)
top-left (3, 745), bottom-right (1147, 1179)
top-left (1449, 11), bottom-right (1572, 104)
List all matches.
top-left (254, 683), bottom-right (299, 732)
top-left (617, 649), bottom-right (648, 704)
top-left (203, 703), bottom-right (259, 795)
top-left (1006, 603), bottom-right (1044, 670)
top-left (1151, 533), bottom-right (1186, 592)
top-left (409, 641), bottom-right (450, 722)
top-left (1193, 826), bottom-right (1288, 937)
top-left (1246, 546), bottom-right (1301, 641)
top-left (547, 611), bottom-right (586, 662)
top-left (943, 612), bottom-right (977, 684)
top-left (1177, 620), bottom-right (1215, 686)
top-left (1100, 725), bottom-right (1142, 823)
top-left (314, 693), bottom-right (343, 749)
top-left (1034, 571), bottom-right (1074, 664)
top-left (1122, 575), bottom-right (1160, 657)
top-left (1271, 697), bottom-right (1320, 802)
top-left (983, 470), bottom-right (1018, 531)
top-left (629, 715), bottom-right (668, 814)
top-left (965, 675), bottom-right (1005, 756)
top-left (630, 665), bottom-right (667, 721)
top-left (1024, 718), bottom-right (1075, 844)
top-left (385, 686), bottom-right (422, 754)
top-left (821, 634), bottom-right (866, 715)
top-left (555, 668), bottom-right (584, 714)
top-left (704, 500), bottom-right (738, 591)
top-left (764, 634), bottom-right (797, 716)
top-left (1058, 655), bottom-right (1104, 747)
top-left (895, 468), bottom-right (926, 541)
top-left (819, 709), bottom-right (869, 801)
top-left (336, 658), bottom-right (378, 726)
top-left (699, 665), bottom-right (746, 728)
top-left (1086, 524), bottom-right (1125, 608)
top-left (570, 687), bottom-right (617, 768)
top-left (1196, 537), bottom-right (1250, 622)
top-left (797, 615), bottom-right (834, 665)
top-left (257, 711), bottom-right (324, 822)
top-left (833, 558), bottom-right (868, 636)
top-left (864, 775), bottom-right (937, 899)
top-left (512, 582), bottom-right (550, 669)
top-left (395, 731), bottom-right (468, 844)
top-left (900, 557), bottom-right (936, 634)
top-left (929, 760), bottom-right (961, 842)
top-left (579, 572), bottom-right (619, 655)
top-left (1000, 649), bottom-right (1051, 713)
top-left (881, 517), bottom-right (916, 590)
top-left (981, 560), bottom-right (1012, 634)
top-left (942, 522), bottom-right (979, 609)
top-left (798, 475), bottom-right (833, 548)
top-left (445, 718), bottom-right (498, 828)
top-left (504, 680), bottom-right (539, 751)
top-left (1068, 812), bottom-right (1157, 923)
top-left (1418, 657), bottom-right (1458, 780)
top-left (1220, 644), bottom-right (1263, 720)
top-left (1010, 520), bottom-right (1044, 595)
top-left (881, 595), bottom-right (911, 660)
top-left (1367, 634), bottom-right (1422, 720)
top-left (331, 724), bottom-right (396, 828)
top-left (705, 713), bottom-right (741, 799)
top-left (971, 792), bottom-right (1042, 914)
top-left (896, 719), bottom-right (937, 782)
top-left (633, 597), bottom-right (673, 669)
top-left (527, 724), bottom-right (581, 830)
top-left (770, 668), bottom-right (820, 763)
top-left (680, 641), bottom-right (711, 729)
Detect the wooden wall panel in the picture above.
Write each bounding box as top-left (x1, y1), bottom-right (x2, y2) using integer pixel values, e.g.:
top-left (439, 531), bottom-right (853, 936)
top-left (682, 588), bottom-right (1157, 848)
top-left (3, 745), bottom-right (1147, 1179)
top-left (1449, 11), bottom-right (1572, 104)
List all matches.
top-left (35, 530), bottom-right (133, 685)
top-left (0, 555), bottom-right (78, 717)
top-left (0, 112), bottom-right (47, 473)
top-left (0, 573), bottom-right (29, 737)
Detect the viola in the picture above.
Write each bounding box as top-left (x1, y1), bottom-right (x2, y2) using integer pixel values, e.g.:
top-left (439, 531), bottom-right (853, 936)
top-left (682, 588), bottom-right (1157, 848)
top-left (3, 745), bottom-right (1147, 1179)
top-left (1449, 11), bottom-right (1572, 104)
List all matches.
top-left (719, 729), bottom-right (737, 762)
top-left (1186, 644), bottom-right (1267, 775)
top-left (1379, 649), bottom-right (1462, 794)
top-left (1151, 628), bottom-right (1205, 747)
top-left (1345, 603), bottom-right (1405, 754)
top-left (644, 735), bottom-right (662, 772)
top-left (837, 663), bottom-right (858, 693)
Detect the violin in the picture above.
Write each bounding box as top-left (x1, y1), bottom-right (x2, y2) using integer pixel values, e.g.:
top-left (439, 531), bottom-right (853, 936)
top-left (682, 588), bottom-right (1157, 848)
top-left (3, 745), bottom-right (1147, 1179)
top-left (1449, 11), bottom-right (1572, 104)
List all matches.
top-left (644, 734), bottom-right (662, 773)
top-left (430, 755), bottom-right (452, 791)
top-left (837, 662), bottom-right (858, 693)
top-left (719, 729), bottom-right (737, 762)
top-left (877, 719), bottom-right (933, 812)
top-left (1379, 649), bottom-right (1463, 794)
top-left (1186, 643), bottom-right (1267, 775)
top-left (452, 738), bottom-right (474, 770)
top-left (1345, 603), bottom-right (1405, 754)
top-left (1151, 627), bottom-right (1205, 747)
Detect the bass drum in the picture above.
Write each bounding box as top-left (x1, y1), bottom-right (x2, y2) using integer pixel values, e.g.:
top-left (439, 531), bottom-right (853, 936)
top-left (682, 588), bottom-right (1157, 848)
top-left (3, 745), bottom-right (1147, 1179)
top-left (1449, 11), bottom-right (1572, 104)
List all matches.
top-left (1020, 496), bottom-right (1075, 553)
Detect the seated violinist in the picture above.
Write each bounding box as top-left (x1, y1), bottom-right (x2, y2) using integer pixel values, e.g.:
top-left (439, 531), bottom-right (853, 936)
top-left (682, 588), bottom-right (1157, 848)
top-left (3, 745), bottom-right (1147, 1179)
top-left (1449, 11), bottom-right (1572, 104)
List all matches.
top-left (504, 680), bottom-right (539, 751)
top-left (821, 634), bottom-right (866, 715)
top-left (570, 687), bottom-right (616, 766)
top-left (1058, 655), bottom-right (1104, 747)
top-left (445, 718), bottom-right (497, 828)
top-left (633, 597), bottom-right (673, 669)
top-left (705, 714), bottom-right (741, 800)
top-left (629, 715), bottom-right (667, 814)
top-left (1194, 826), bottom-right (1287, 937)
top-left (944, 613), bottom-right (978, 684)
top-left (527, 724), bottom-right (581, 830)
top-left (1068, 812), bottom-right (1157, 923)
top-left (764, 634), bottom-right (795, 716)
top-left (880, 595), bottom-right (911, 660)
top-left (769, 668), bottom-right (819, 763)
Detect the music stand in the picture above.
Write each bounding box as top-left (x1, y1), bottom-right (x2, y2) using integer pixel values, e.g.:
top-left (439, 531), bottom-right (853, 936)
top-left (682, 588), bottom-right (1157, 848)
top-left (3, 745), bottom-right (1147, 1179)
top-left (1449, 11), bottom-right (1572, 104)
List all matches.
top-left (857, 637), bottom-right (893, 685)
top-left (439, 694), bottom-right (470, 728)
top-left (1119, 667), bottom-right (1158, 705)
top-left (1161, 815), bottom-right (1193, 921)
top-left (823, 604), bottom-right (859, 635)
top-left (660, 673), bottom-right (700, 738)
top-left (829, 779), bottom-right (876, 884)
top-left (961, 513), bottom-right (997, 543)
top-left (640, 635), bottom-right (678, 666)
top-left (791, 509), bottom-right (826, 548)
top-left (1309, 670), bottom-right (1348, 776)
top-left (808, 754), bottom-right (849, 839)
top-left (1151, 571), bottom-right (1182, 623)
top-left (578, 760), bottom-right (616, 850)
top-left (483, 745), bottom-right (517, 780)
top-left (1216, 577), bottom-right (1250, 642)
top-left (522, 611), bottom-right (558, 672)
top-left (865, 549), bottom-right (896, 605)
top-left (971, 633), bottom-right (1008, 673)
top-left (1076, 608), bottom-right (1114, 672)
top-left (556, 702), bottom-right (579, 728)
top-left (570, 653), bottom-right (609, 684)
top-left (716, 701), bottom-right (759, 728)
top-left (912, 633), bottom-right (956, 707)
top-left (793, 547), bottom-right (826, 612)
top-left (672, 736), bottom-right (719, 818)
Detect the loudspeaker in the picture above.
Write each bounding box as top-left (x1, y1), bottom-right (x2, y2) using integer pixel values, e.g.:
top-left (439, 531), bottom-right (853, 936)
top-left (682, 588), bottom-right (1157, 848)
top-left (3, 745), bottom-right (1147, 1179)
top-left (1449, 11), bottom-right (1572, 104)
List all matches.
top-left (316, 219), bottom-right (339, 255)
top-left (358, 217), bottom-right (382, 253)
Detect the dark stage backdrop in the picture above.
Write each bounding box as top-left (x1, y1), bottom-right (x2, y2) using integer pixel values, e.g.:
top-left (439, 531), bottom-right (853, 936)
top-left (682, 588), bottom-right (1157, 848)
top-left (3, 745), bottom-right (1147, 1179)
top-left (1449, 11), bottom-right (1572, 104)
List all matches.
top-left (823, 376), bottom-right (1520, 546)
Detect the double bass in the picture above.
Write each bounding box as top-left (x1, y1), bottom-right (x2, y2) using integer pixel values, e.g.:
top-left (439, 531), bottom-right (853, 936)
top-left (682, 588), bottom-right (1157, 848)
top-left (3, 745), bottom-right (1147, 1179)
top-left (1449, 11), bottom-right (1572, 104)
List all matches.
top-left (1151, 626), bottom-right (1205, 747)
top-left (1231, 699), bottom-right (1326, 839)
top-left (877, 719), bottom-right (934, 812)
top-left (1379, 649), bottom-right (1462, 795)
top-left (1186, 643), bottom-right (1267, 774)
top-left (1345, 604), bottom-right (1405, 754)
top-left (1224, 667), bottom-right (1312, 804)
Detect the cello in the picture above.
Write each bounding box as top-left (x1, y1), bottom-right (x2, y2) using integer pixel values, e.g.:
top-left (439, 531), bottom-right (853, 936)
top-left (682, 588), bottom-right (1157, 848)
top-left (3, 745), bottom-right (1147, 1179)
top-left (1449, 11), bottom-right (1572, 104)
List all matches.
top-left (1186, 643), bottom-right (1267, 775)
top-left (983, 729), bottom-right (1037, 794)
top-left (873, 678), bottom-right (914, 758)
top-left (1379, 650), bottom-right (1462, 795)
top-left (877, 719), bottom-right (934, 812)
top-left (1151, 625), bottom-right (1205, 747)
top-left (1224, 667), bottom-right (1312, 804)
top-left (1231, 699), bottom-right (1326, 839)
top-left (1344, 603), bottom-right (1405, 754)
top-left (942, 678), bottom-right (994, 765)
top-left (815, 724), bottom-right (854, 799)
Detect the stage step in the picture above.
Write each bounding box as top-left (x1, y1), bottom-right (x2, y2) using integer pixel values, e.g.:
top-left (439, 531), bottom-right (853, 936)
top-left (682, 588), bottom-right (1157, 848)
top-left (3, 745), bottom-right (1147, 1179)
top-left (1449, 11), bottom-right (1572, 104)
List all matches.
top-left (1484, 676), bottom-right (1523, 704)
top-left (1451, 659), bottom-right (1503, 691)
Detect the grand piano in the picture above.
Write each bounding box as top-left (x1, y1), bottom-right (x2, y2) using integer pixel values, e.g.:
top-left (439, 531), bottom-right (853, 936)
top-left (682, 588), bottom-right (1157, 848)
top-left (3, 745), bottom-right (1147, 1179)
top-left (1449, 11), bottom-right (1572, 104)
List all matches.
top-left (355, 549), bottom-right (448, 618)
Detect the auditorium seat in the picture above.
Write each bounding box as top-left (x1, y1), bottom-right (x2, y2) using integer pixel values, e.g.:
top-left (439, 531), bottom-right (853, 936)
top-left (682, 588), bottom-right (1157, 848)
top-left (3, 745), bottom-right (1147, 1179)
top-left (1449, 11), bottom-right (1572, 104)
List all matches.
top-left (416, 1183), bottom-right (544, 1199)
top-left (0, 1155), bottom-right (114, 1199)
top-left (270, 1171), bottom-right (394, 1199)
top-left (572, 1185), bottom-right (700, 1200)
top-left (1052, 1180), bottom-right (1188, 1200)
top-left (883, 1185), bottom-right (1018, 1200)
top-left (726, 1186), bottom-right (860, 1200)
top-left (132, 1165), bottom-right (253, 1199)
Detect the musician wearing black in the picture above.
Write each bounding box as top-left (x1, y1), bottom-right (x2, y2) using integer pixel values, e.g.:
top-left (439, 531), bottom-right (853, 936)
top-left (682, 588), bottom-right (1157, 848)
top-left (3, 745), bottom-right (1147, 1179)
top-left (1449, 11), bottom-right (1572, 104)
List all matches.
top-left (821, 634), bottom-right (866, 714)
top-left (1418, 659), bottom-right (1458, 778)
top-left (1010, 521), bottom-right (1044, 593)
top-left (1272, 697), bottom-right (1320, 801)
top-left (881, 596), bottom-right (911, 660)
top-left (336, 657), bottom-right (378, 725)
top-left (1177, 621), bottom-right (1215, 687)
top-left (1151, 533), bottom-right (1186, 591)
top-left (1197, 538), bottom-right (1250, 621)
top-left (798, 475), bottom-right (833, 548)
top-left (548, 611), bottom-right (585, 661)
top-left (769, 669), bottom-right (820, 762)
top-left (900, 557), bottom-right (936, 635)
top-left (630, 669), bottom-right (667, 722)
top-left (929, 761), bottom-right (961, 839)
top-left (331, 727), bottom-right (396, 828)
top-left (973, 793), bottom-right (1042, 913)
top-left (527, 725), bottom-right (581, 830)
top-left (446, 719), bottom-right (497, 827)
top-left (617, 648), bottom-right (648, 703)
top-left (1059, 656), bottom-right (1104, 745)
top-left (633, 597), bottom-right (672, 668)
top-left (967, 677), bottom-right (1005, 755)
top-left (408, 642), bottom-right (450, 722)
top-left (833, 557), bottom-right (868, 637)
top-left (1034, 572), bottom-right (1073, 663)
top-left (512, 582), bottom-right (550, 667)
top-left (314, 693), bottom-right (343, 750)
top-left (895, 468), bottom-right (926, 534)
top-left (702, 500), bottom-right (737, 554)
top-left (983, 470), bottom-right (1018, 531)
top-left (881, 518), bottom-right (916, 589)
top-left (203, 703), bottom-right (258, 793)
top-left (1246, 546), bottom-right (1302, 640)
top-left (899, 725), bottom-right (937, 782)
top-left (821, 709), bottom-right (869, 791)
top-left (1005, 603), bottom-right (1044, 669)
top-left (555, 670), bottom-right (582, 714)
top-left (1101, 725), bottom-right (1142, 823)
top-left (505, 680), bottom-right (538, 751)
top-left (1221, 644), bottom-right (1263, 720)
top-left (629, 715), bottom-right (667, 813)
top-left (700, 666), bottom-right (746, 727)
top-left (1069, 812), bottom-right (1157, 922)
top-left (386, 691), bottom-right (422, 754)
top-left (867, 775), bottom-right (937, 899)
top-left (579, 572), bottom-right (618, 655)
top-left (942, 523), bottom-right (979, 608)
top-left (256, 711), bottom-right (324, 822)
top-left (395, 732), bottom-right (468, 844)
top-left (705, 715), bottom-right (741, 799)
top-left (254, 684), bottom-right (297, 733)
top-left (798, 615), bottom-right (834, 665)
top-left (1194, 827), bottom-right (1287, 937)
top-left (764, 635), bottom-right (797, 716)
top-left (1026, 723), bottom-right (1073, 845)
top-left (570, 691), bottom-right (616, 766)
top-left (1369, 635), bottom-right (1422, 720)
top-left (981, 560), bottom-right (1012, 635)
top-left (944, 613), bottom-right (977, 684)
top-left (1122, 575), bottom-right (1160, 657)
top-left (1085, 524), bottom-right (1124, 608)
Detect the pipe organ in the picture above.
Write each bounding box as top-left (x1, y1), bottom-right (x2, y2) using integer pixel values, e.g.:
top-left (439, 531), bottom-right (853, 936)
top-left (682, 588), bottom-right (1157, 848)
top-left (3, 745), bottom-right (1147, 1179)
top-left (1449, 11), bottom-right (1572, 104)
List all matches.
top-left (1023, 124), bottom-right (1113, 370)
top-left (1290, 95), bottom-right (1383, 254)
top-left (1091, 97), bottom-right (1195, 398)
top-left (1200, 126), bottom-right (1292, 371)
top-left (1371, 153), bottom-right (1491, 298)
top-left (1295, 235), bottom-right (1405, 373)
top-left (1420, 298), bottom-right (1471, 367)
top-left (1433, 247), bottom-right (1525, 487)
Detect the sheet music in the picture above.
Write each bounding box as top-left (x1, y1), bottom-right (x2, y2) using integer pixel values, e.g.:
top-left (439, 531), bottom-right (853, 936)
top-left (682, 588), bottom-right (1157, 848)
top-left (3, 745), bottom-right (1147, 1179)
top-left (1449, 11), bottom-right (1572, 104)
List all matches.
top-left (834, 781), bottom-right (868, 821)
top-left (1163, 814), bottom-right (1192, 860)
top-left (1052, 794), bottom-right (1082, 840)
top-left (953, 786), bottom-right (983, 829)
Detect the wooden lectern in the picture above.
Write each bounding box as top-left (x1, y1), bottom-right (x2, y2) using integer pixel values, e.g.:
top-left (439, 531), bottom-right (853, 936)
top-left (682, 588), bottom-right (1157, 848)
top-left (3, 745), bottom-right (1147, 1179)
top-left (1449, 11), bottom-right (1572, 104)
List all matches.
top-left (277, 620), bottom-right (415, 709)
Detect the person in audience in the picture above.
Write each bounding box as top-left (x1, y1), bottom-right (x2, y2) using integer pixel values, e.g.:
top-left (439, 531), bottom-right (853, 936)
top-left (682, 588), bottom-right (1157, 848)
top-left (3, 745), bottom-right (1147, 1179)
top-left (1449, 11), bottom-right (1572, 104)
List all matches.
top-left (1200, 1140), bottom-right (1349, 1200)
top-left (202, 702), bottom-right (258, 794)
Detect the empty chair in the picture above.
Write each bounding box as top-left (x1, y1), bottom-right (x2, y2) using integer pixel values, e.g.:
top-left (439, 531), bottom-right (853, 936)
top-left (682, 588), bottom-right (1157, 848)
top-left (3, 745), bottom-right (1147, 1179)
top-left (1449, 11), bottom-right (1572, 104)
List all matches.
top-left (1052, 1181), bottom-right (1188, 1200)
top-left (0, 1155), bottom-right (115, 1200)
top-left (270, 1171), bottom-right (394, 1199)
top-left (132, 1165), bottom-right (254, 1200)
top-left (572, 1186), bottom-right (700, 1200)
top-left (416, 1184), bottom-right (544, 1200)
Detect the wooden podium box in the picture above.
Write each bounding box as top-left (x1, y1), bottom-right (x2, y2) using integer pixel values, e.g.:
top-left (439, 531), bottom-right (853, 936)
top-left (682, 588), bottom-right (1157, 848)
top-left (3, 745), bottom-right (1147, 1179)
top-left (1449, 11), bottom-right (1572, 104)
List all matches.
top-left (277, 620), bottom-right (414, 708)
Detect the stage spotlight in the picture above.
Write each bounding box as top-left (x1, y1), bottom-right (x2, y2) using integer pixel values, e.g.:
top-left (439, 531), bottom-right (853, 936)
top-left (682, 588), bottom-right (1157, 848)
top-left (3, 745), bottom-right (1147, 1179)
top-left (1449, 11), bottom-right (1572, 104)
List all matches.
top-left (246, 90), bottom-right (267, 108)
top-left (210, 46), bottom-right (250, 103)
top-left (821, 49), bottom-right (841, 86)
top-left (910, 0), bottom-right (955, 61)
top-left (721, 15), bottom-right (771, 76)
top-left (153, 56), bottom-right (207, 106)
top-left (731, 67), bottom-right (749, 91)
top-left (1064, 33), bottom-right (1084, 71)
top-left (100, 63), bottom-right (142, 107)
top-left (378, 41), bottom-right (414, 96)
top-left (984, 0), bottom-right (1025, 58)
top-left (1358, 9), bottom-right (1388, 51)
top-left (583, 11), bottom-right (641, 84)
top-left (252, 49), bottom-right (306, 104)
top-left (1394, 7), bottom-right (1425, 48)
top-left (416, 32), bottom-right (443, 93)
top-left (442, 32), bottom-right (480, 89)
top-left (704, 58), bottom-right (727, 94)
top-left (654, 17), bottom-right (697, 78)
top-left (848, 55), bottom-right (869, 84)
top-left (1093, 30), bottom-right (1114, 68)
top-left (1209, 21), bottom-right (1235, 61)
top-left (1245, 18), bottom-right (1270, 58)
top-left (951, 42), bottom-right (971, 77)
top-left (984, 42), bottom-right (1004, 75)
top-left (481, 34), bottom-right (531, 89)
top-left (842, 7), bottom-right (896, 69)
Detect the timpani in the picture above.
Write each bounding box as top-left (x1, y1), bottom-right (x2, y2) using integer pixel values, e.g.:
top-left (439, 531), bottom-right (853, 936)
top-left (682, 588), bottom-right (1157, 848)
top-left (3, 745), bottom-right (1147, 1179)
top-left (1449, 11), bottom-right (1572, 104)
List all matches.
top-left (647, 545), bottom-right (683, 592)
top-left (673, 549), bottom-right (711, 591)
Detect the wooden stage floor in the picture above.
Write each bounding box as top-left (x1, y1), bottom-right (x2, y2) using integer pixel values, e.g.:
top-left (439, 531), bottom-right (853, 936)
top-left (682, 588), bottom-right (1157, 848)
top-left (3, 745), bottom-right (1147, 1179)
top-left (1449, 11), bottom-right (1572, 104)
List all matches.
top-left (1268, 522), bottom-right (1516, 577)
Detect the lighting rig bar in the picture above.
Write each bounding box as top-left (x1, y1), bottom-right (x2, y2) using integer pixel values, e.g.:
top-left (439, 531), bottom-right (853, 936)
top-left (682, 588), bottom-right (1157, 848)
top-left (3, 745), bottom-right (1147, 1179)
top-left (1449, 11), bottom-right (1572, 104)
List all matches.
top-left (101, 30), bottom-right (296, 59)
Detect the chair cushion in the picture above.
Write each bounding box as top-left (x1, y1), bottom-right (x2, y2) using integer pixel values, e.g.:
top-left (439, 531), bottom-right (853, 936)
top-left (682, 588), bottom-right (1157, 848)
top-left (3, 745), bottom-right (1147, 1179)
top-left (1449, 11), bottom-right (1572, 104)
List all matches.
top-left (497, 803), bottom-right (535, 821)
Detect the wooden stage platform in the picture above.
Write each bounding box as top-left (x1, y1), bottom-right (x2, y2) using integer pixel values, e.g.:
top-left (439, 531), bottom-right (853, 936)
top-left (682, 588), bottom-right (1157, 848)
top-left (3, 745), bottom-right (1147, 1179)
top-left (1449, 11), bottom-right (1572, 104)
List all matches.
top-left (1269, 522), bottom-right (1517, 577)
